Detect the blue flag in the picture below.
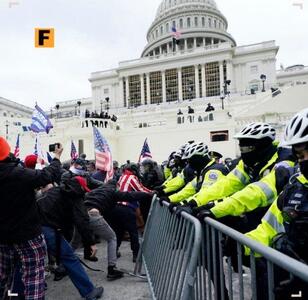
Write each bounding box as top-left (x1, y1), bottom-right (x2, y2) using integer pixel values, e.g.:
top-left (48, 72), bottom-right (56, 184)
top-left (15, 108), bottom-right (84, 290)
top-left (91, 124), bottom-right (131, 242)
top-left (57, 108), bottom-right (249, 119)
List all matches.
top-left (30, 104), bottom-right (53, 134)
top-left (47, 152), bottom-right (53, 163)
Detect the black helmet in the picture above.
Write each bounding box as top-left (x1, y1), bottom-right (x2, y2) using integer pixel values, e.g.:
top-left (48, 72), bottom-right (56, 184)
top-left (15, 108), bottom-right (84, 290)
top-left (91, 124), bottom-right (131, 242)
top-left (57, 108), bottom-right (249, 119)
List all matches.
top-left (141, 158), bottom-right (155, 168)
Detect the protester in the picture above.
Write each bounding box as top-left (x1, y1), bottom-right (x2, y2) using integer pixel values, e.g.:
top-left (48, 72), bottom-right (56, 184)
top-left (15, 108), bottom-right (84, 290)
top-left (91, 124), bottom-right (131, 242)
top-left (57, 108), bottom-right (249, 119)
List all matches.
top-left (0, 139), bottom-right (62, 300)
top-left (37, 176), bottom-right (104, 299)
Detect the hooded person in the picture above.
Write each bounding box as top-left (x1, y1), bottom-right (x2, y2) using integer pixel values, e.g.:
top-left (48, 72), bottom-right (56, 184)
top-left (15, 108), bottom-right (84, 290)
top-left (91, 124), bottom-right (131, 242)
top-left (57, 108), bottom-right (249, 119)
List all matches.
top-left (0, 138), bottom-right (64, 300)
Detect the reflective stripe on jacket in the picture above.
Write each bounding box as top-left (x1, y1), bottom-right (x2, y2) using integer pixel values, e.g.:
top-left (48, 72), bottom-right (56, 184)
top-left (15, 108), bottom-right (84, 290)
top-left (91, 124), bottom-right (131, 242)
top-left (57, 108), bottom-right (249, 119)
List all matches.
top-left (210, 159), bottom-right (295, 218)
top-left (169, 159), bottom-right (227, 203)
top-left (243, 174), bottom-right (308, 257)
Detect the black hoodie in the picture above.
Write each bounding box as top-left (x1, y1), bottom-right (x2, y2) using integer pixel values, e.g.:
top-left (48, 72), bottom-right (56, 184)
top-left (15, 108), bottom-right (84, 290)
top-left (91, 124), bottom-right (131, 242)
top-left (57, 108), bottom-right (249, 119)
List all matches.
top-left (0, 158), bottom-right (61, 244)
top-left (37, 179), bottom-right (95, 246)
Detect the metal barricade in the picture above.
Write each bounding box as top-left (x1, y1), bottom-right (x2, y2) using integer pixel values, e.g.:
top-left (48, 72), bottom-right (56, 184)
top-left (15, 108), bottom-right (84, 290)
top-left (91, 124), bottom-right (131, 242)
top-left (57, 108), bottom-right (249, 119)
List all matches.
top-left (197, 217), bottom-right (308, 300)
top-left (135, 196), bottom-right (202, 300)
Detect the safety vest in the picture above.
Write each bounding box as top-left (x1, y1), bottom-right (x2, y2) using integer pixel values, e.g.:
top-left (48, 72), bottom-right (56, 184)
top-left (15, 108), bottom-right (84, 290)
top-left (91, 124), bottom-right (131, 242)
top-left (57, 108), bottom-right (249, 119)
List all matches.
top-left (192, 146), bottom-right (294, 207)
top-left (169, 159), bottom-right (228, 204)
top-left (244, 173), bottom-right (308, 257)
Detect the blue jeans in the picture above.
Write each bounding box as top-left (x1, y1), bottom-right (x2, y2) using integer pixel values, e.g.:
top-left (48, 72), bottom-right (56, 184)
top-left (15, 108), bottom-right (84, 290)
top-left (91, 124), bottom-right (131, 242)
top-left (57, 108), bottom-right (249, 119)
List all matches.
top-left (42, 226), bottom-right (94, 298)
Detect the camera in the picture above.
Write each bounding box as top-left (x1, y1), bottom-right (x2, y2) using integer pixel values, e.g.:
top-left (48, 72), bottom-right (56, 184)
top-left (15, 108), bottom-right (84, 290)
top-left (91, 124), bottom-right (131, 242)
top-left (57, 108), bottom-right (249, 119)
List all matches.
top-left (49, 143), bottom-right (60, 152)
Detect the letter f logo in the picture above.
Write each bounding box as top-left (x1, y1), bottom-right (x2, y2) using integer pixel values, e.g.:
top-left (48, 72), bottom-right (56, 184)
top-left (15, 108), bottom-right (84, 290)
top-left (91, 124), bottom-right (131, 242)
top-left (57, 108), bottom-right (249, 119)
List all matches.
top-left (35, 28), bottom-right (55, 48)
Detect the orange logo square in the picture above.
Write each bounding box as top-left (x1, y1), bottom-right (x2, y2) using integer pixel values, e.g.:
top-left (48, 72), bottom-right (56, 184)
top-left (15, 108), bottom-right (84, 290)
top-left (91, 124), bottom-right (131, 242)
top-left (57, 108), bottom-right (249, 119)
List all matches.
top-left (35, 28), bottom-right (55, 48)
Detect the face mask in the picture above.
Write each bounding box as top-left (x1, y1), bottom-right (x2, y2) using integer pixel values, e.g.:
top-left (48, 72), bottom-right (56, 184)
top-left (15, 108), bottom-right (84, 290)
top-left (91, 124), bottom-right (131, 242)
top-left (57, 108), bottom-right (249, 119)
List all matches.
top-left (299, 160), bottom-right (308, 179)
top-left (241, 152), bottom-right (257, 167)
top-left (70, 166), bottom-right (86, 176)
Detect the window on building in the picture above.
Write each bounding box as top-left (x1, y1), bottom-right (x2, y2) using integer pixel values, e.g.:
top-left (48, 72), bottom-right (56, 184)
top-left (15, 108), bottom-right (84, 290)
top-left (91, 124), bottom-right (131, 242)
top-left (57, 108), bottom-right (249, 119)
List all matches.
top-left (198, 65), bottom-right (202, 97)
top-left (165, 69), bottom-right (178, 102)
top-left (166, 23), bottom-right (169, 32)
top-left (172, 20), bottom-right (176, 29)
top-left (160, 26), bottom-right (163, 35)
top-left (205, 62), bottom-right (220, 97)
top-left (156, 29), bottom-right (158, 37)
top-left (194, 17), bottom-right (198, 27)
top-left (214, 19), bottom-right (217, 28)
top-left (104, 88), bottom-right (109, 94)
top-left (123, 78), bottom-right (127, 107)
top-left (3, 112), bottom-right (7, 117)
top-left (210, 130), bottom-right (229, 142)
top-left (202, 17), bottom-right (205, 27)
top-left (150, 71), bottom-right (162, 104)
top-left (250, 65), bottom-right (258, 74)
top-left (144, 74), bottom-right (147, 105)
top-left (179, 18), bottom-right (183, 28)
top-left (182, 66), bottom-right (196, 100)
top-left (78, 139), bottom-right (84, 155)
top-left (128, 75), bottom-right (141, 108)
top-left (208, 18), bottom-right (211, 27)
top-left (187, 17), bottom-right (191, 28)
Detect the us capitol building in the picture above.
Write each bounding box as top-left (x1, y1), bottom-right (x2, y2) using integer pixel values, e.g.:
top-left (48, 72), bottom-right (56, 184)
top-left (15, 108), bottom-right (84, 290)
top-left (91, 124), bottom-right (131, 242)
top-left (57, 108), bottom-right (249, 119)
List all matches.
top-left (1, 0), bottom-right (308, 162)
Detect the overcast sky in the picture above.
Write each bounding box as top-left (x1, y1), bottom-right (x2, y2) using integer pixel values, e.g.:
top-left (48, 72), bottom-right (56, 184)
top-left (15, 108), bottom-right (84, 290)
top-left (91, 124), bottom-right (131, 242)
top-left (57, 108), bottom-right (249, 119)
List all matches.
top-left (0, 0), bottom-right (307, 109)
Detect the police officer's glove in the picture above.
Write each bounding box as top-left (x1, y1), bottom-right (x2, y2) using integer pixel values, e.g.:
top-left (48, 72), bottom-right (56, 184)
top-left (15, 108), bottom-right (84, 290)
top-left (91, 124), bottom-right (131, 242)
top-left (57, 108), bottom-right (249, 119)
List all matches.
top-left (192, 201), bottom-right (216, 217)
top-left (168, 202), bottom-right (180, 213)
top-left (194, 209), bottom-right (216, 222)
top-left (158, 196), bottom-right (170, 207)
top-left (175, 200), bottom-right (197, 218)
top-left (153, 185), bottom-right (166, 197)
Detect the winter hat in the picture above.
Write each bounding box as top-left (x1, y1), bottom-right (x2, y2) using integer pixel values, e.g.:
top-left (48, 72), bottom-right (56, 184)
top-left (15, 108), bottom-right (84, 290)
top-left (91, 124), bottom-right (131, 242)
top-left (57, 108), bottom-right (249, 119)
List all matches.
top-left (24, 154), bottom-right (38, 169)
top-left (0, 137), bottom-right (10, 161)
top-left (74, 176), bottom-right (91, 192)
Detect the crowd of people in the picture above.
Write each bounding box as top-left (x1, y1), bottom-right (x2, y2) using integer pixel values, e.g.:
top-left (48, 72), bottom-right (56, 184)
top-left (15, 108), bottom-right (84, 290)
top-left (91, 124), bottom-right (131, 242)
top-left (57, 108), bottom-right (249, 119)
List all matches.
top-left (0, 107), bottom-right (307, 300)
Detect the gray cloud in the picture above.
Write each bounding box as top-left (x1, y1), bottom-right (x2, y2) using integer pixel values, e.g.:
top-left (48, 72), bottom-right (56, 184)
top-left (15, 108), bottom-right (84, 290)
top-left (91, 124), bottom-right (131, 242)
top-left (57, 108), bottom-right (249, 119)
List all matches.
top-left (0, 0), bottom-right (307, 109)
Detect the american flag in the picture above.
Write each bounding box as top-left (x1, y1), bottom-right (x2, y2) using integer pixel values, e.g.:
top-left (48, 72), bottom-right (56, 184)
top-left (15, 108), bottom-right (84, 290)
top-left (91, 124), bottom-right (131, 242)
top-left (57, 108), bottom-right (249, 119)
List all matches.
top-left (171, 26), bottom-right (181, 40)
top-left (138, 138), bottom-right (152, 163)
top-left (70, 140), bottom-right (78, 160)
top-left (93, 127), bottom-right (114, 182)
top-left (13, 134), bottom-right (20, 158)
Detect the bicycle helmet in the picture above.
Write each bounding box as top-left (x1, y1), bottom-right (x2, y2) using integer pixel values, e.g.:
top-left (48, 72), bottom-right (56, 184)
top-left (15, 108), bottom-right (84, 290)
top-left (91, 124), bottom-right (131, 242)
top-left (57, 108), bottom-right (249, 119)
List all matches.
top-left (234, 122), bottom-right (276, 141)
top-left (281, 108), bottom-right (308, 146)
top-left (182, 142), bottom-right (209, 159)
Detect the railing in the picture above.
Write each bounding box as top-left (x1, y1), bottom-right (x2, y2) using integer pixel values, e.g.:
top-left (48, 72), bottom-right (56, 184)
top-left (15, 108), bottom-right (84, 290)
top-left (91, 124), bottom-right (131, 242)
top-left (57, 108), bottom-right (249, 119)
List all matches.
top-left (136, 197), bottom-right (308, 299)
top-left (135, 196), bottom-right (202, 300)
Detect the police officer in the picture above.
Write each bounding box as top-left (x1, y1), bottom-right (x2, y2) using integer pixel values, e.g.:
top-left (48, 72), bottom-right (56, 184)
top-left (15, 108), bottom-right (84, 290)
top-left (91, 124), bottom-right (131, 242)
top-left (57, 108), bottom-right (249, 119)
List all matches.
top-left (243, 108), bottom-right (308, 299)
top-left (159, 142), bottom-right (228, 213)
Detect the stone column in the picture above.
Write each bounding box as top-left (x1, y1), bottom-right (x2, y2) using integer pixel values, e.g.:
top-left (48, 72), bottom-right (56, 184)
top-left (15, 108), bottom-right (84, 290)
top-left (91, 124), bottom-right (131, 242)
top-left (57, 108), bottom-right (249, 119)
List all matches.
top-left (184, 39), bottom-right (188, 51)
top-left (203, 37), bottom-right (206, 47)
top-left (211, 38), bottom-right (214, 45)
top-left (140, 74), bottom-right (145, 105)
top-left (226, 60), bottom-right (234, 93)
top-left (194, 65), bottom-right (200, 99)
top-left (178, 68), bottom-right (183, 101)
top-left (119, 78), bottom-right (124, 107)
top-left (162, 70), bottom-right (166, 102)
top-left (219, 61), bottom-right (224, 95)
top-left (194, 38), bottom-right (197, 49)
top-left (146, 73), bottom-right (151, 104)
top-left (201, 64), bottom-right (206, 97)
top-left (125, 77), bottom-right (130, 107)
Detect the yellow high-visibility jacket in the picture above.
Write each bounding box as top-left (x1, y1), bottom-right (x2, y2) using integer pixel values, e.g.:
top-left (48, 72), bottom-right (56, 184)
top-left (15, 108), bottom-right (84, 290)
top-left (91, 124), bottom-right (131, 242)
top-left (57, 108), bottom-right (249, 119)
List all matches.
top-left (210, 159), bottom-right (295, 218)
top-left (244, 174), bottom-right (308, 257)
top-left (169, 159), bottom-right (228, 203)
top-left (191, 146), bottom-right (294, 207)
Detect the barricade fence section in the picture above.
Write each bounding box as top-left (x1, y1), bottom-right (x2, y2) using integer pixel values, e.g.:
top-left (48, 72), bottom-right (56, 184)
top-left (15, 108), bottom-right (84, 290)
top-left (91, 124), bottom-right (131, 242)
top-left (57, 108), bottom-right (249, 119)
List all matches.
top-left (136, 197), bottom-right (308, 300)
top-left (135, 196), bottom-right (201, 300)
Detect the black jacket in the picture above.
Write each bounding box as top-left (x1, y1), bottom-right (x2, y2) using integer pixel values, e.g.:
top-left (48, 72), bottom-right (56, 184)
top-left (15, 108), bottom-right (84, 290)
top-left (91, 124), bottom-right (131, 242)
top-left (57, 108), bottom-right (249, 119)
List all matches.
top-left (37, 179), bottom-right (95, 246)
top-left (0, 158), bottom-right (61, 244)
top-left (84, 181), bottom-right (118, 217)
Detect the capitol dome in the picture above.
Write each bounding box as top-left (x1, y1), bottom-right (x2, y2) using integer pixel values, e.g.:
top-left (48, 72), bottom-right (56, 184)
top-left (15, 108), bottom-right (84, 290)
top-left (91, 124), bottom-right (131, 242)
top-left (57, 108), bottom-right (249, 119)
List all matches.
top-left (142, 0), bottom-right (236, 57)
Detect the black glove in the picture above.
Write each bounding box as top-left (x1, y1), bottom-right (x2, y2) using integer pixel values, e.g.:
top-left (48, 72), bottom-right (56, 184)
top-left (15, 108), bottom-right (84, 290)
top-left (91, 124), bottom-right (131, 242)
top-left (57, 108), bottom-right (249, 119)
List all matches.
top-left (194, 209), bottom-right (216, 222)
top-left (168, 202), bottom-right (180, 213)
top-left (222, 237), bottom-right (245, 273)
top-left (175, 200), bottom-right (197, 218)
top-left (192, 201), bottom-right (215, 216)
top-left (153, 186), bottom-right (166, 197)
top-left (158, 196), bottom-right (170, 207)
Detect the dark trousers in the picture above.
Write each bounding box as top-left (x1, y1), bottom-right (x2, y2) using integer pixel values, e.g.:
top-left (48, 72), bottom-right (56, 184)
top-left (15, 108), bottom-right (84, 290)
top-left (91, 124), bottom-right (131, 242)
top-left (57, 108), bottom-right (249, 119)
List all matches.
top-left (107, 206), bottom-right (140, 255)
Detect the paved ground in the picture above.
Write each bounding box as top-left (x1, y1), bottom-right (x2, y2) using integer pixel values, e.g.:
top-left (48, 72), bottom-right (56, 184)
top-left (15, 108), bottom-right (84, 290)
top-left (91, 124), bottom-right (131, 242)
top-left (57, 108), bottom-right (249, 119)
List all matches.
top-left (45, 241), bottom-right (151, 300)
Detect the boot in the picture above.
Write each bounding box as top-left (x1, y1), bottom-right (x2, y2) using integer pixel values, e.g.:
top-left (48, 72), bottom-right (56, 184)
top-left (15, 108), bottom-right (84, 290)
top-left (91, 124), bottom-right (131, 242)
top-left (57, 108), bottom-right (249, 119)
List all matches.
top-left (85, 286), bottom-right (104, 300)
top-left (107, 265), bottom-right (124, 280)
top-left (84, 246), bottom-right (98, 262)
